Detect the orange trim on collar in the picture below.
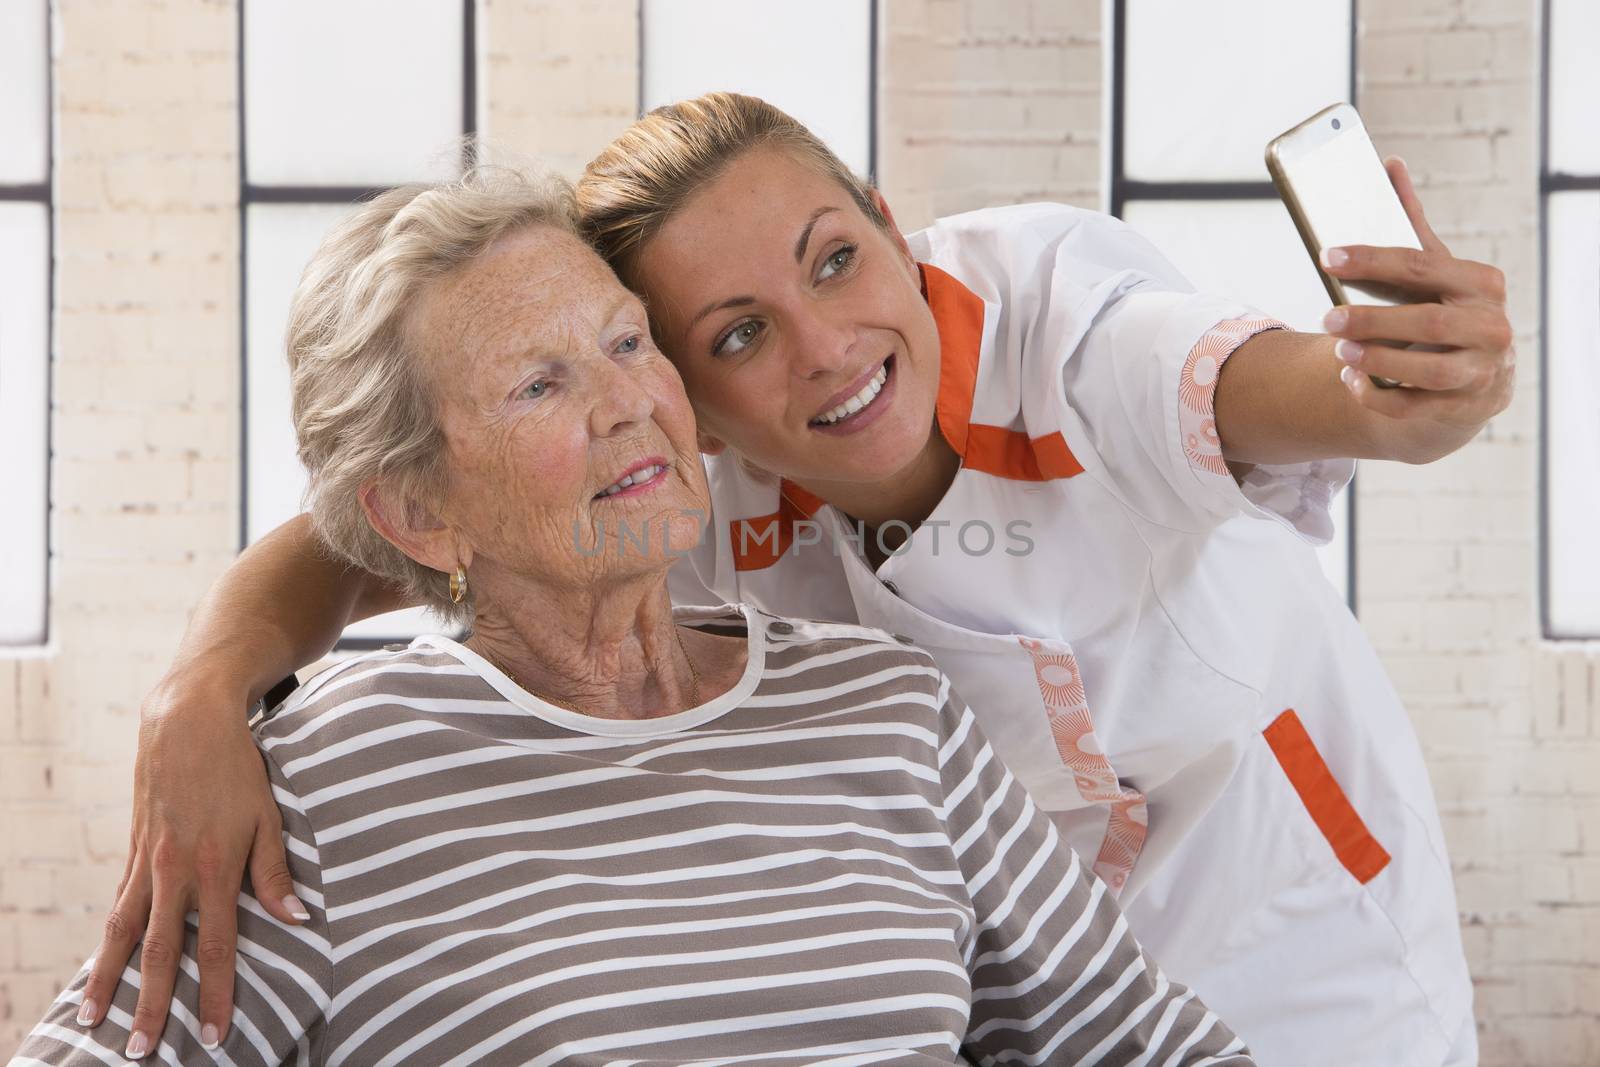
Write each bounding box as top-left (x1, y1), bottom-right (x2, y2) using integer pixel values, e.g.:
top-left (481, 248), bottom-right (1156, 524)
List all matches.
top-left (921, 263), bottom-right (1083, 483)
top-left (729, 480), bottom-right (825, 572)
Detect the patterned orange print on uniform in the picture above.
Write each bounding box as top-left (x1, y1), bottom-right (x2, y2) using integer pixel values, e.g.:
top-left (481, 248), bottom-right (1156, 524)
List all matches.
top-left (1179, 316), bottom-right (1287, 478)
top-left (1096, 796), bottom-right (1150, 895)
top-left (1019, 637), bottom-right (1149, 894)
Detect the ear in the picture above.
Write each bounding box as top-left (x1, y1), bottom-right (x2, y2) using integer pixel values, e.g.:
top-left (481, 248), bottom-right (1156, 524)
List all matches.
top-left (868, 188), bottom-right (916, 267)
top-left (696, 429), bottom-right (728, 457)
top-left (359, 480), bottom-right (467, 575)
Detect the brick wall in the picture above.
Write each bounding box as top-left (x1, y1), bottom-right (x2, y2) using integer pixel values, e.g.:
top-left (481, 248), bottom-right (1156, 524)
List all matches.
top-left (5, 0), bottom-right (1595, 1062)
top-left (0, 0), bottom-right (241, 1047)
top-left (1358, 1), bottom-right (1600, 1062)
top-left (478, 0), bottom-right (637, 179)
top-left (877, 0), bottom-right (1102, 231)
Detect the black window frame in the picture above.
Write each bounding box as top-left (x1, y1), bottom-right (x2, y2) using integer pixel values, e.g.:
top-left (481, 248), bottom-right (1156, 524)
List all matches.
top-left (237, 0), bottom-right (478, 649)
top-left (1538, 0), bottom-right (1600, 640)
top-left (0, 0), bottom-right (55, 647)
top-left (1107, 0), bottom-right (1360, 612)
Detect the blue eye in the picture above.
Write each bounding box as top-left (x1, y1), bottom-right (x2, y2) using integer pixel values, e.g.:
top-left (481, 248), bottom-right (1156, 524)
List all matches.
top-left (818, 244), bottom-right (856, 282)
top-left (714, 320), bottom-right (763, 358)
top-left (617, 334), bottom-right (640, 354)
top-left (519, 379), bottom-right (548, 400)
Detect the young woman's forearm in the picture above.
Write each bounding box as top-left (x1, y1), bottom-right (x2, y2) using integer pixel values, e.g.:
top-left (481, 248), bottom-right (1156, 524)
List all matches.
top-left (160, 513), bottom-right (412, 708)
top-left (1216, 164), bottom-right (1514, 469)
top-left (1212, 330), bottom-right (1382, 467)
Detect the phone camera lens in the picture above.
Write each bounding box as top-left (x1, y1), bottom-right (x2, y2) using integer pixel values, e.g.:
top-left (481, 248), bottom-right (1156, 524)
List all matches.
top-left (1331, 118), bottom-right (1342, 130)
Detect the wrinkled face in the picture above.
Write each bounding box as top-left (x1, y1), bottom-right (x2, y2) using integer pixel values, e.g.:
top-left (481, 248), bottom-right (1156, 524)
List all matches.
top-left (634, 148), bottom-right (944, 490)
top-left (408, 225), bottom-right (709, 590)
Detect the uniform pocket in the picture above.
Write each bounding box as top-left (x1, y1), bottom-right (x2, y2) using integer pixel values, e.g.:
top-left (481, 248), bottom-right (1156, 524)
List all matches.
top-left (1264, 709), bottom-right (1391, 884)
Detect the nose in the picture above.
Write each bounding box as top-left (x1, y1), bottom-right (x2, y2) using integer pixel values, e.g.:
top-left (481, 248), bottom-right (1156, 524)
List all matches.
top-left (589, 360), bottom-right (654, 439)
top-left (788, 308), bottom-right (858, 381)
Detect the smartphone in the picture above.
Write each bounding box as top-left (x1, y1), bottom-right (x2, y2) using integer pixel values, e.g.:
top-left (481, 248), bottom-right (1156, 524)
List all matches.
top-left (1266, 102), bottom-right (1421, 387)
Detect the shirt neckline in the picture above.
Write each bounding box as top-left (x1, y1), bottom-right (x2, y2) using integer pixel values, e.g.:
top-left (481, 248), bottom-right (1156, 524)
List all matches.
top-left (415, 602), bottom-right (767, 738)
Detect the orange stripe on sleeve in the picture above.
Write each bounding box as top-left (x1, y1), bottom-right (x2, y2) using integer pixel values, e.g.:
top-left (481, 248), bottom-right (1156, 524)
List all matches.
top-left (1264, 709), bottom-right (1392, 884)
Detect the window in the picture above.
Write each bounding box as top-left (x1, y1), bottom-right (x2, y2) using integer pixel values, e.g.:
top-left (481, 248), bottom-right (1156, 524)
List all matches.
top-left (1541, 0), bottom-right (1600, 638)
top-left (0, 1), bottom-right (52, 646)
top-left (640, 0), bottom-right (876, 177)
top-left (1109, 0), bottom-right (1357, 606)
top-left (240, 0), bottom-right (475, 645)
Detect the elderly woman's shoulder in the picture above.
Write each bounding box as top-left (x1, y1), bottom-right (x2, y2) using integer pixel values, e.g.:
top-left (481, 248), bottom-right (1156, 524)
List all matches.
top-left (749, 611), bottom-right (944, 677)
top-left (250, 640), bottom-right (481, 747)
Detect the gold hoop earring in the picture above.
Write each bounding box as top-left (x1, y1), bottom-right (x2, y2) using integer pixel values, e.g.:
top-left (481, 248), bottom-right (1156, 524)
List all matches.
top-left (449, 565), bottom-right (468, 604)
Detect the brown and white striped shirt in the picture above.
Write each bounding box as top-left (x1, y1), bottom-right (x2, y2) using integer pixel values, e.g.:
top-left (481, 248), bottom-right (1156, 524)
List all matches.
top-left (17, 605), bottom-right (1252, 1067)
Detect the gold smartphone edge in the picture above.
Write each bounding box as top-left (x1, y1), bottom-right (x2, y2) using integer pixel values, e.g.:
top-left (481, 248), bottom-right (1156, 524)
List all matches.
top-left (1265, 108), bottom-right (1402, 389)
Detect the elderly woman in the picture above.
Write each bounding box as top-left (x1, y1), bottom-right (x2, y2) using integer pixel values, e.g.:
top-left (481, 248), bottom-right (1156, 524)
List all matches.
top-left (18, 170), bottom-right (1253, 1065)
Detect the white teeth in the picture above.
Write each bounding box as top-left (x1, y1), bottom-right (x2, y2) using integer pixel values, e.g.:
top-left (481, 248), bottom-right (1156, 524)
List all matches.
top-left (598, 464), bottom-right (664, 497)
top-left (813, 364), bottom-right (888, 426)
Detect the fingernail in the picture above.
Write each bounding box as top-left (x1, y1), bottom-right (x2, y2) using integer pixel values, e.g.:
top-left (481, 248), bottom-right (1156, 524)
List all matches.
top-left (75, 997), bottom-right (97, 1026)
top-left (201, 1023), bottom-right (220, 1050)
top-left (125, 1030), bottom-right (149, 1058)
top-left (1339, 364), bottom-right (1359, 389)
top-left (283, 894), bottom-right (311, 921)
top-left (1320, 246), bottom-right (1349, 269)
top-left (1324, 308), bottom-right (1348, 333)
top-left (1335, 339), bottom-right (1363, 365)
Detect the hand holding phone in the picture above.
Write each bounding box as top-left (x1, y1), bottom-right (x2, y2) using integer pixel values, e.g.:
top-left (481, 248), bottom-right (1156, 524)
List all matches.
top-left (1263, 105), bottom-right (1515, 449)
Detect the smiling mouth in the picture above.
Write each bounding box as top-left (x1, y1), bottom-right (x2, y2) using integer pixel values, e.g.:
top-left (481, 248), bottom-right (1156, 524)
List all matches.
top-left (594, 462), bottom-right (669, 500)
top-left (809, 357), bottom-right (893, 427)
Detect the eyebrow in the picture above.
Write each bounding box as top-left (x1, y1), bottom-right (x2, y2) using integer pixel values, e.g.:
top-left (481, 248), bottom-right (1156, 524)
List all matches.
top-left (686, 206), bottom-right (842, 332)
top-left (793, 206), bottom-right (839, 263)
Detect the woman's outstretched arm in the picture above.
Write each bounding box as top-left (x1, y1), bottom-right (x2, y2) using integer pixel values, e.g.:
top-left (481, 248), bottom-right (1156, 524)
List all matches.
top-left (78, 513), bottom-right (410, 1056)
top-left (1213, 158), bottom-right (1514, 469)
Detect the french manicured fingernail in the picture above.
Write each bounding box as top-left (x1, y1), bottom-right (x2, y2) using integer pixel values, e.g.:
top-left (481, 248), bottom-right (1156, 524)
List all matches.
top-left (1339, 364), bottom-right (1359, 389)
top-left (1335, 339), bottom-right (1363, 365)
top-left (1324, 308), bottom-right (1348, 333)
top-left (75, 997), bottom-right (97, 1026)
top-left (1320, 246), bottom-right (1349, 269)
top-left (201, 1023), bottom-right (220, 1049)
top-left (125, 1030), bottom-right (149, 1058)
top-left (283, 894), bottom-right (310, 921)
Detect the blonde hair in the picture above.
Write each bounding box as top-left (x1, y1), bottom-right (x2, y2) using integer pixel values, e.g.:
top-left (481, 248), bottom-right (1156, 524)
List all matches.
top-left (578, 91), bottom-right (886, 289)
top-left (287, 165), bottom-right (579, 623)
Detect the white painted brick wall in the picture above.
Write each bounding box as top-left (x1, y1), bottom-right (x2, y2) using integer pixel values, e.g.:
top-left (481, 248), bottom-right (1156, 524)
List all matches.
top-left (877, 0), bottom-right (1102, 232)
top-left (478, 0), bottom-right (638, 179)
top-left (1, 0), bottom-right (241, 1048)
top-left (1357, 1), bottom-right (1599, 1062)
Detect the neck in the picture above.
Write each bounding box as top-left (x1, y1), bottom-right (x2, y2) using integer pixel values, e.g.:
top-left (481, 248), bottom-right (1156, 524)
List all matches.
top-left (794, 423), bottom-right (961, 552)
top-left (466, 570), bottom-right (700, 720)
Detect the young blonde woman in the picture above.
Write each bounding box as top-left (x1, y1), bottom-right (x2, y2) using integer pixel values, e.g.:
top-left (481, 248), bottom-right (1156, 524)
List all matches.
top-left (92, 94), bottom-right (1512, 1066)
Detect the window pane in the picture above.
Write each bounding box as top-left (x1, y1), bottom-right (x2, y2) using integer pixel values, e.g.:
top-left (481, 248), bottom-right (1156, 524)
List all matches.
top-left (0, 1), bottom-right (49, 184)
top-left (0, 203), bottom-right (50, 644)
top-left (1546, 190), bottom-right (1600, 636)
top-left (244, 0), bottom-right (465, 186)
top-left (1124, 0), bottom-right (1349, 182)
top-left (1549, 0), bottom-right (1600, 175)
top-left (642, 0), bottom-right (872, 175)
top-left (1121, 199), bottom-right (1332, 331)
top-left (244, 203), bottom-right (440, 641)
top-left (1123, 198), bottom-right (1352, 600)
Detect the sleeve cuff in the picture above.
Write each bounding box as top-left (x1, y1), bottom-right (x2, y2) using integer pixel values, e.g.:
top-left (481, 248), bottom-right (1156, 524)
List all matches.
top-left (1173, 315), bottom-right (1354, 545)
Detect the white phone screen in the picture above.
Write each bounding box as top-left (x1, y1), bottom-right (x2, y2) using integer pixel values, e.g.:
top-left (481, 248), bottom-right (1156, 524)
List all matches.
top-left (1277, 113), bottom-right (1421, 306)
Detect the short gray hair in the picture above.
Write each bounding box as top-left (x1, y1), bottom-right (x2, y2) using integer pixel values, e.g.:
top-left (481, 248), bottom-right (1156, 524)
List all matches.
top-left (287, 165), bottom-right (580, 623)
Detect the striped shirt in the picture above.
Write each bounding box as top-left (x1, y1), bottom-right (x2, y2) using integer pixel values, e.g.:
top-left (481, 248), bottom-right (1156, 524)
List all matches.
top-left (16, 604), bottom-right (1252, 1067)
